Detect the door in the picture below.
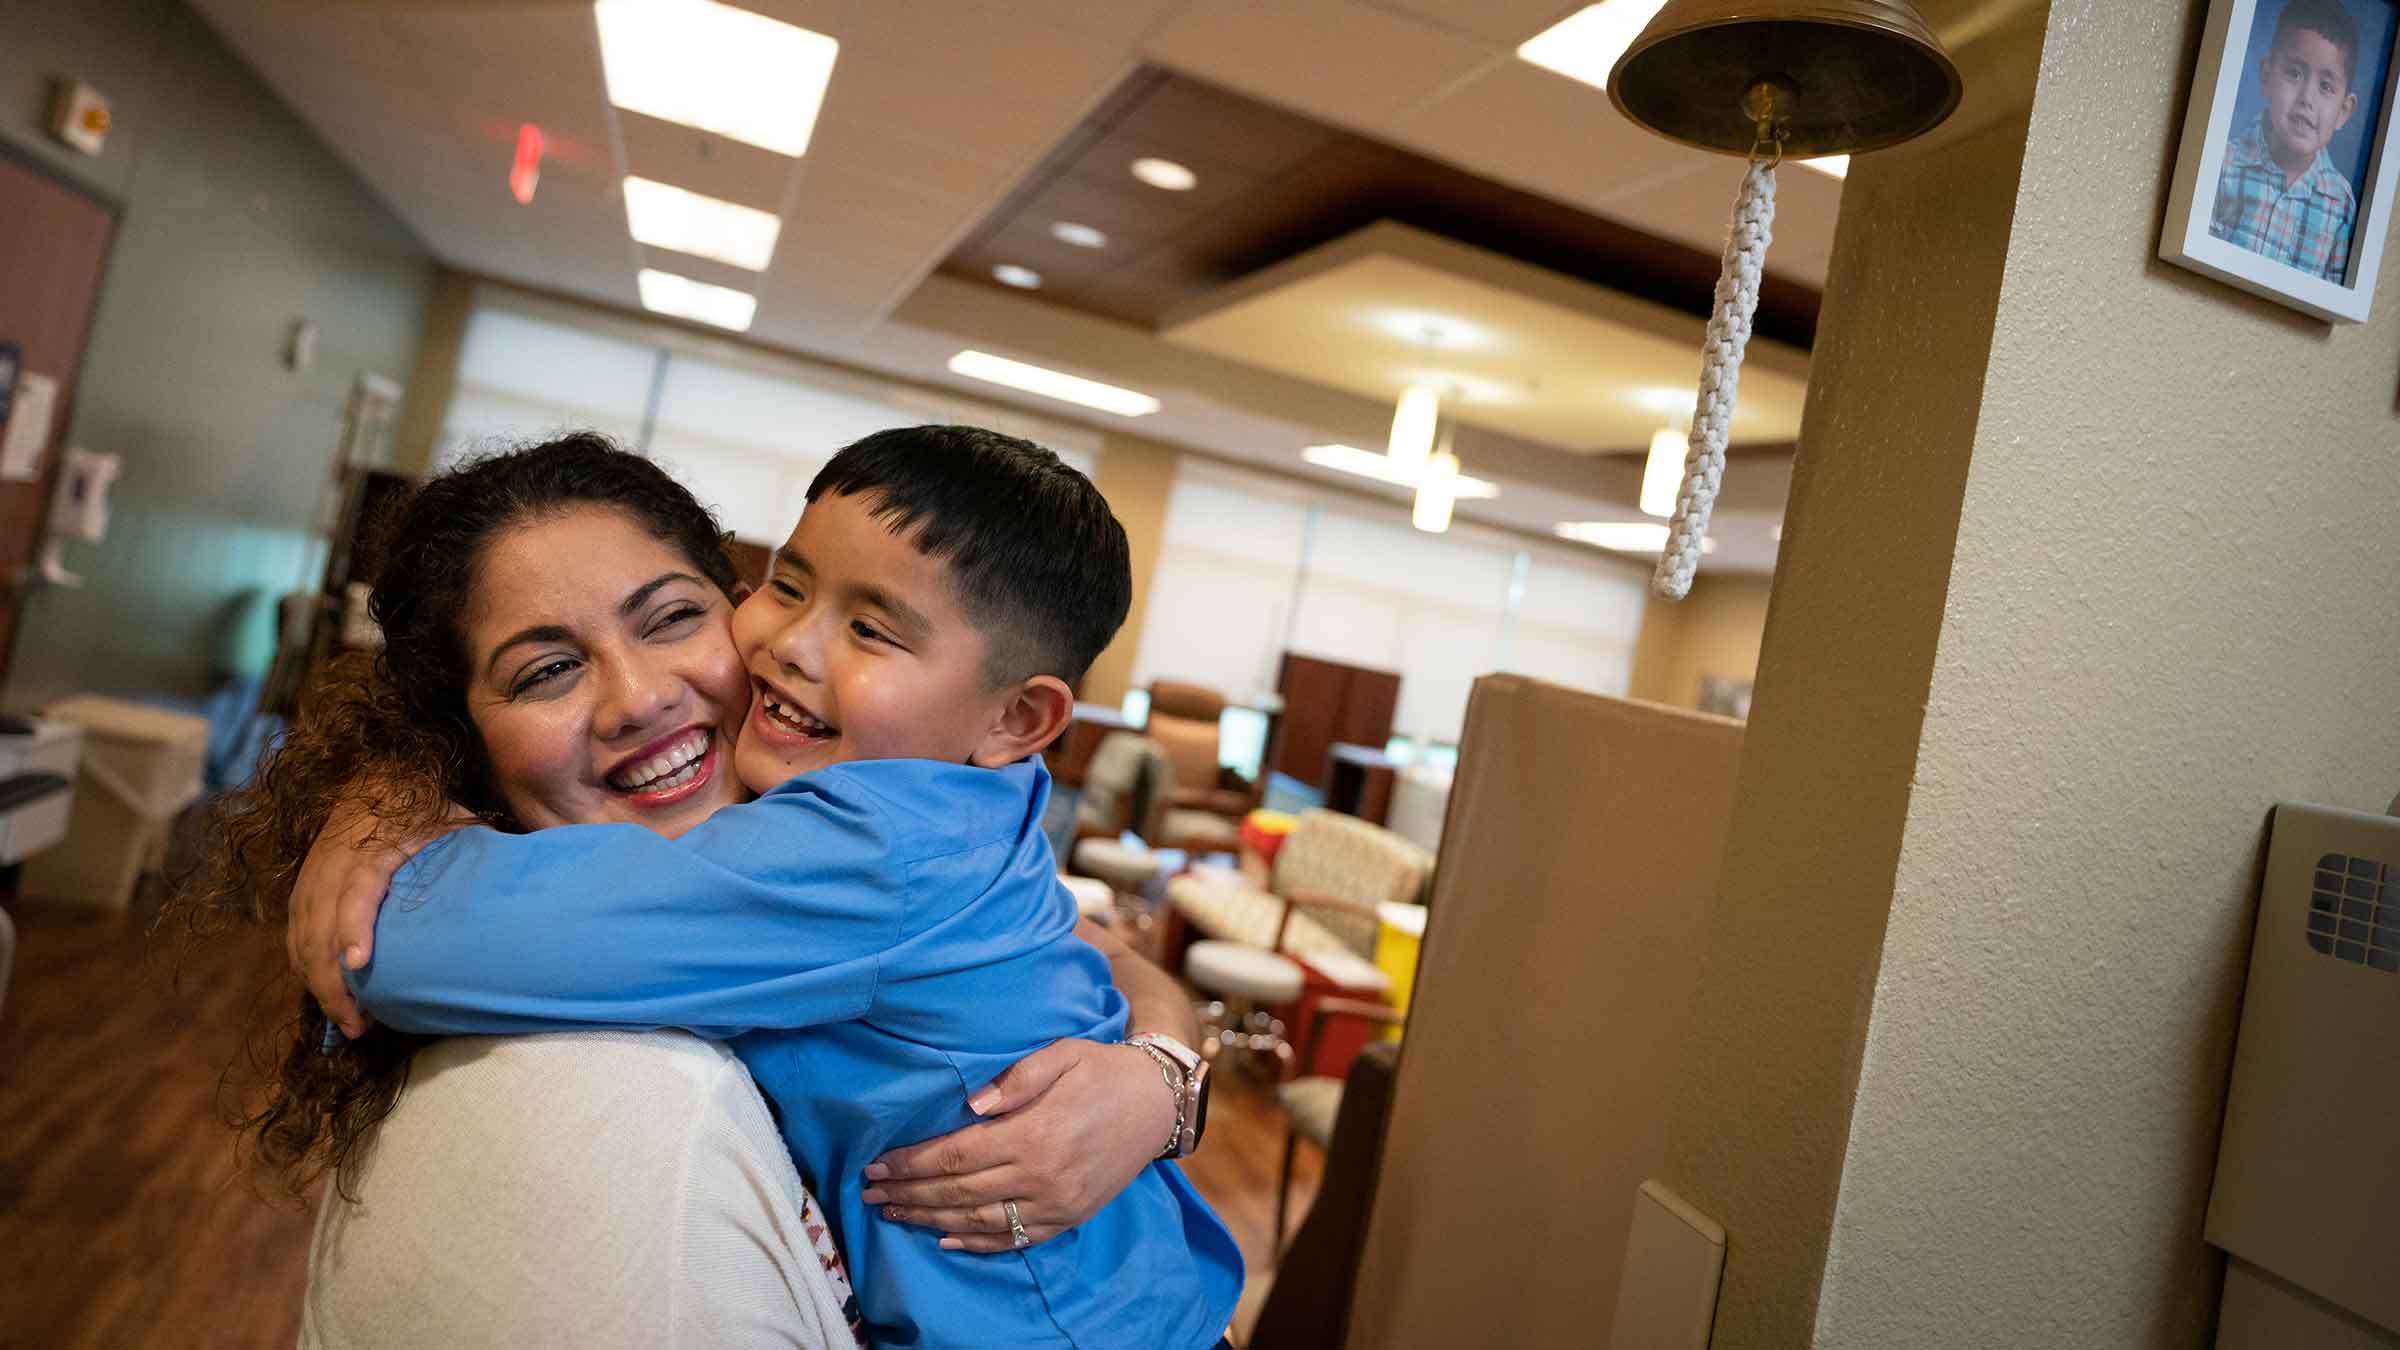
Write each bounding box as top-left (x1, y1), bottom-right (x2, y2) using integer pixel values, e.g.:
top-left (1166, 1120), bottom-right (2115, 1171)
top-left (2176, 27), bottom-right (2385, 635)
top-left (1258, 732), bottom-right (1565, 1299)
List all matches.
top-left (0, 146), bottom-right (120, 685)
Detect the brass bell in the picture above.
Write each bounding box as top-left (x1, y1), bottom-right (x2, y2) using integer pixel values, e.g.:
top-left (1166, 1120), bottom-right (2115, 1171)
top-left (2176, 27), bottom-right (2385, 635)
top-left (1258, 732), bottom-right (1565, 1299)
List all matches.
top-left (1607, 0), bottom-right (1963, 159)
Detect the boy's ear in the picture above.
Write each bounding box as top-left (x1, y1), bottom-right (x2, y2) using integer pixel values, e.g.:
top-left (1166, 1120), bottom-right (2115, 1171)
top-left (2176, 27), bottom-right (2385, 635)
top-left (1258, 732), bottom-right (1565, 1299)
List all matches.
top-left (969, 674), bottom-right (1076, 769)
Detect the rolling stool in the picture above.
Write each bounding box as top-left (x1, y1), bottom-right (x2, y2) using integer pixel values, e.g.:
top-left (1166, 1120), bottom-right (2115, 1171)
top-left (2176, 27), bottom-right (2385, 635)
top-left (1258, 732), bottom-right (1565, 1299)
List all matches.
top-left (1069, 836), bottom-right (1168, 930)
top-left (1184, 939), bottom-right (1304, 1076)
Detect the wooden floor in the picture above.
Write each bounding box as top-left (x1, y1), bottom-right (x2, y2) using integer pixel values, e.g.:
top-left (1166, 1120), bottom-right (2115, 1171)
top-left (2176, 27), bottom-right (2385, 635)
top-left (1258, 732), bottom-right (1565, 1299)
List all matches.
top-left (0, 874), bottom-right (1319, 1347)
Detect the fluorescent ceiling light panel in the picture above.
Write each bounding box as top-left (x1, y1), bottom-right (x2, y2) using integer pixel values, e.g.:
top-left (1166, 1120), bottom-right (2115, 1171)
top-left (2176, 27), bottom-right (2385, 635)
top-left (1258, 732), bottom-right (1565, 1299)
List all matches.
top-left (638, 268), bottom-right (758, 331)
top-left (1554, 520), bottom-right (1716, 554)
top-left (946, 351), bottom-right (1159, 417)
top-left (622, 176), bottom-right (781, 271)
top-left (1516, 1), bottom-right (1670, 91)
top-left (1303, 443), bottom-right (1499, 498)
top-left (1131, 157), bottom-right (1198, 191)
top-left (1799, 155), bottom-right (1851, 179)
top-left (595, 0), bottom-right (838, 158)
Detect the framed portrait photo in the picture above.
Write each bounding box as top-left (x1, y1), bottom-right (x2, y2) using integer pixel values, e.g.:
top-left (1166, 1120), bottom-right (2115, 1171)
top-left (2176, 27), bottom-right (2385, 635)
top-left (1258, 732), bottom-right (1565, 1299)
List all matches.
top-left (2163, 0), bottom-right (2400, 322)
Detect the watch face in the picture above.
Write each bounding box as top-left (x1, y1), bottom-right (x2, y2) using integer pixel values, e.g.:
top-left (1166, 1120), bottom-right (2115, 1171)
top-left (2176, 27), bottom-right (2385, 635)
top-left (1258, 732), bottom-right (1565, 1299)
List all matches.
top-left (1189, 1063), bottom-right (1211, 1149)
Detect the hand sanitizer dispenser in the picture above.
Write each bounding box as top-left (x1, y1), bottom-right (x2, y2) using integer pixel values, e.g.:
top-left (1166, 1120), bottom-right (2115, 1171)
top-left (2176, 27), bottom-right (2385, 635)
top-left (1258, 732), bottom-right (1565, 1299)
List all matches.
top-left (2207, 802), bottom-right (2400, 1347)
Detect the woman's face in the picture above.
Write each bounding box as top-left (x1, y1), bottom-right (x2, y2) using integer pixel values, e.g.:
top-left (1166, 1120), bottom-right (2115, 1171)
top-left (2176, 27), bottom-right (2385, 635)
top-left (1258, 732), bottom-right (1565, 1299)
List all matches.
top-left (460, 505), bottom-right (748, 838)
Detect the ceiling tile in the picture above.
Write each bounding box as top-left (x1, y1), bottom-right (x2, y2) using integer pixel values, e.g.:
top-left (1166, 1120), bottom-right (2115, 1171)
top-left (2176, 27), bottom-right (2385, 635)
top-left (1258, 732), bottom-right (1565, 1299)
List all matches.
top-left (1385, 61), bottom-right (1701, 217)
top-left (1366, 0), bottom-right (1587, 50)
top-left (616, 110), bottom-right (800, 213)
top-left (1142, 0), bottom-right (1498, 131)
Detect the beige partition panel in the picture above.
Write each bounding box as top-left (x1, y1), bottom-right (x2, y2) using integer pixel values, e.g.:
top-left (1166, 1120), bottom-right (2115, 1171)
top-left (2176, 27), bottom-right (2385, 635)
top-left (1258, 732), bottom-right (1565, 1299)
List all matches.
top-left (1347, 676), bottom-right (1744, 1349)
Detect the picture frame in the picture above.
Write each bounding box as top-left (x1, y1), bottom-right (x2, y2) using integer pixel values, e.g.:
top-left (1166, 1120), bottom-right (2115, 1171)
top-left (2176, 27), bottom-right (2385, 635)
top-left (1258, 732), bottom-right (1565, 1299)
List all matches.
top-left (2162, 0), bottom-right (2400, 323)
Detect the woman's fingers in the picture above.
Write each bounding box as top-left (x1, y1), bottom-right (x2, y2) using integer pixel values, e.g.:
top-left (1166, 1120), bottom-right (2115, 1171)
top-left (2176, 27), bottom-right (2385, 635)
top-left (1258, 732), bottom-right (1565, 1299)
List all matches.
top-left (869, 1120), bottom-right (1010, 1183)
top-left (938, 1225), bottom-right (1062, 1254)
top-left (861, 1161), bottom-right (1020, 1212)
top-left (875, 1199), bottom-right (1014, 1235)
top-left (963, 1037), bottom-right (1076, 1117)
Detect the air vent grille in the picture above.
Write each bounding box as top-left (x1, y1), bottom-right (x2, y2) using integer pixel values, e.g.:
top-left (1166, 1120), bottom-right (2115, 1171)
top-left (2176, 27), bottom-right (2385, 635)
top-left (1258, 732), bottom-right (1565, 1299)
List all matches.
top-left (2307, 853), bottom-right (2400, 973)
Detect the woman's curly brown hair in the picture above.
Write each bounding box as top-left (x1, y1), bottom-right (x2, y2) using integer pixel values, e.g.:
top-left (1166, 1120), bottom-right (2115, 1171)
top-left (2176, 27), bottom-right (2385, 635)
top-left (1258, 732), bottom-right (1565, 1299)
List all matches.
top-left (170, 431), bottom-right (737, 1199)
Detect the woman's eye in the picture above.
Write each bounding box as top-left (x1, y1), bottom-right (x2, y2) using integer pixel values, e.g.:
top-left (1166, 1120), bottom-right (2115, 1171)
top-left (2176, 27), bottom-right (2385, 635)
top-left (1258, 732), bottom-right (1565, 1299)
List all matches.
top-left (647, 604), bottom-right (705, 638)
top-left (514, 658), bottom-right (577, 694)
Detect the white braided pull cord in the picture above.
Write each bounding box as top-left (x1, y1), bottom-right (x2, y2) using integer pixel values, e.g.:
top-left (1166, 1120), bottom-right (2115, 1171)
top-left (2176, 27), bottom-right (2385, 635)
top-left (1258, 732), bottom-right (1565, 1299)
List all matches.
top-left (1652, 158), bottom-right (1777, 600)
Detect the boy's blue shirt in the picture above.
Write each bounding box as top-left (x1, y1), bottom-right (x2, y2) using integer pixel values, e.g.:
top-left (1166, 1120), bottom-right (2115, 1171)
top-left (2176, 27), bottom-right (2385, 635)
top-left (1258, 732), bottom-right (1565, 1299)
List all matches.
top-left (350, 756), bottom-right (1241, 1350)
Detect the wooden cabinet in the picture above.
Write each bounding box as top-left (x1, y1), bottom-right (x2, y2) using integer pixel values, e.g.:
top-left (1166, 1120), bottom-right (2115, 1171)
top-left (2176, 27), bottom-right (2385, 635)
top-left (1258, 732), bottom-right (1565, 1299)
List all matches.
top-left (1264, 653), bottom-right (1401, 792)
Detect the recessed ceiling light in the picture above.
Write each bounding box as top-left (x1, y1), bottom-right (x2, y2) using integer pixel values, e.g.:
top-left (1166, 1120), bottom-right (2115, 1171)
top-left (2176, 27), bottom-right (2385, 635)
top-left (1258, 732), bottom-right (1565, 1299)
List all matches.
top-left (1799, 155), bottom-right (1851, 179)
top-left (1302, 444), bottom-right (1500, 499)
top-left (947, 350), bottom-right (1159, 417)
top-left (622, 176), bottom-right (781, 271)
top-left (1371, 311), bottom-right (1494, 350)
top-left (1050, 221), bottom-right (1108, 249)
top-left (1516, 1), bottom-right (1671, 91)
top-left (1554, 520), bottom-right (1717, 554)
top-left (1130, 157), bottom-right (1197, 191)
top-left (595, 0), bottom-right (838, 158)
top-left (993, 263), bottom-right (1043, 289)
top-left (638, 268), bottom-right (758, 331)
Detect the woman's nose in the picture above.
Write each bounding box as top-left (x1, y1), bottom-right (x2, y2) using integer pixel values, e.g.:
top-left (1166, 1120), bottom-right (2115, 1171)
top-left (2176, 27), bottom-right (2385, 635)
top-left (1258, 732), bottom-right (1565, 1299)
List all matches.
top-left (594, 653), bottom-right (682, 740)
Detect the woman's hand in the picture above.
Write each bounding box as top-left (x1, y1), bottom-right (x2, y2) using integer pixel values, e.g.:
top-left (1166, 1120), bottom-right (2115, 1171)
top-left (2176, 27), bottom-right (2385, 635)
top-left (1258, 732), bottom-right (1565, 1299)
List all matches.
top-left (288, 800), bottom-right (472, 1037)
top-left (860, 1037), bottom-right (1177, 1252)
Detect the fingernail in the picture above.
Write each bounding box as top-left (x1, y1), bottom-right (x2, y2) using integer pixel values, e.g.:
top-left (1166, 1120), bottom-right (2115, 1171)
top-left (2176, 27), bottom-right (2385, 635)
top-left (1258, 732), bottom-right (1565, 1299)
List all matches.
top-left (939, 1238), bottom-right (962, 1251)
top-left (343, 945), bottom-right (366, 970)
top-left (968, 1088), bottom-right (1000, 1115)
top-left (861, 1188), bottom-right (887, 1204)
top-left (863, 1163), bottom-right (890, 1181)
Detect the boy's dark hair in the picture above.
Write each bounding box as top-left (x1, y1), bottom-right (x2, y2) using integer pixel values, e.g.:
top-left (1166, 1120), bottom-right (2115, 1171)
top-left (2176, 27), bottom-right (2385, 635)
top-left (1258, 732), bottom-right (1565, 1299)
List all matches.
top-left (808, 424), bottom-right (1131, 687)
top-left (2275, 0), bottom-right (2363, 88)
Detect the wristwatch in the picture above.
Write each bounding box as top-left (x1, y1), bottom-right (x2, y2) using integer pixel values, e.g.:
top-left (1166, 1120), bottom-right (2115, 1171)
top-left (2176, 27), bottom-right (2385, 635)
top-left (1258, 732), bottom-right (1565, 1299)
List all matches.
top-left (1126, 1032), bottom-right (1210, 1158)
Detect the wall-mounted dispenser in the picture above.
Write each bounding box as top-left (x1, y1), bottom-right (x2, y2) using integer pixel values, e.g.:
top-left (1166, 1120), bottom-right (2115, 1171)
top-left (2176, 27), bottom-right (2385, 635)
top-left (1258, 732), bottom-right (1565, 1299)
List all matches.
top-left (2207, 801), bottom-right (2400, 1346)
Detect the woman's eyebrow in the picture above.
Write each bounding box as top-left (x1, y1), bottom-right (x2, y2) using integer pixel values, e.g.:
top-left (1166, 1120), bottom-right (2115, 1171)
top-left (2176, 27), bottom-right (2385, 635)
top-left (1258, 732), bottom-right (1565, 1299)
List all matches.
top-left (619, 571), bottom-right (705, 617)
top-left (484, 624), bottom-right (574, 679)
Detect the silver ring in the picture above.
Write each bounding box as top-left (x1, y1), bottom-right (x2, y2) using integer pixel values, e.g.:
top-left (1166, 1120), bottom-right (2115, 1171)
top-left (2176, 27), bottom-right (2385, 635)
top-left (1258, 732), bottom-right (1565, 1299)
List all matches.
top-left (1004, 1199), bottom-right (1030, 1249)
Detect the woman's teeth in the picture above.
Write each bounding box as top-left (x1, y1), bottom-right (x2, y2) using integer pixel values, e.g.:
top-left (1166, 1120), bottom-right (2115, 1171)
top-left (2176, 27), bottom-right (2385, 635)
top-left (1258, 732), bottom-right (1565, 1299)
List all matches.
top-left (611, 730), bottom-right (709, 792)
top-left (764, 697), bottom-right (833, 738)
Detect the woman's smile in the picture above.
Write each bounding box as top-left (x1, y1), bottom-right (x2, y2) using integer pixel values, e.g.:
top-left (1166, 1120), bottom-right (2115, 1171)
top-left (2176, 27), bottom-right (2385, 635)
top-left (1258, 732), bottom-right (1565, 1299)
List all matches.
top-left (604, 724), bottom-right (721, 806)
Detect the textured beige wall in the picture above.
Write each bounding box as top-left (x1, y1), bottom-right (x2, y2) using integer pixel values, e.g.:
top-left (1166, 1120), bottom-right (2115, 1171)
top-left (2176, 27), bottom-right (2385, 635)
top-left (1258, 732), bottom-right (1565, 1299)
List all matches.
top-left (1628, 575), bottom-right (1775, 710)
top-left (1080, 431), bottom-right (1178, 706)
top-left (1812, 1), bottom-right (2400, 1343)
top-left (1655, 101), bottom-right (2032, 1349)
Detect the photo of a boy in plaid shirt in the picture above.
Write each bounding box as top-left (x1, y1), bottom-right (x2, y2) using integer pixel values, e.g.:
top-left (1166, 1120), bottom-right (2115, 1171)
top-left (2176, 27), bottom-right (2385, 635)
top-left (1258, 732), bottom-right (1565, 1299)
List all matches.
top-left (2210, 0), bottom-right (2369, 282)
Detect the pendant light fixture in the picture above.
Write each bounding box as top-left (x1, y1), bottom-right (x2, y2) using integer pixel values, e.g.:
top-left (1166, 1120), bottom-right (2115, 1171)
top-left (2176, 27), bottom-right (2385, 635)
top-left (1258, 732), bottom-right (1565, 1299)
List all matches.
top-left (1413, 423), bottom-right (1460, 534)
top-left (1605, 0), bottom-right (1962, 598)
top-left (1640, 424), bottom-right (1684, 518)
top-left (1386, 383), bottom-right (1441, 471)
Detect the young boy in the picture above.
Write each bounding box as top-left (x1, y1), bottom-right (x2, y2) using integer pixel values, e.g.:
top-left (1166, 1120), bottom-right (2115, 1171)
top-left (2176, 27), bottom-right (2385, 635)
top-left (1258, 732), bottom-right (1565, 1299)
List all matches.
top-left (348, 426), bottom-right (1240, 1348)
top-left (2211, 0), bottom-right (2366, 282)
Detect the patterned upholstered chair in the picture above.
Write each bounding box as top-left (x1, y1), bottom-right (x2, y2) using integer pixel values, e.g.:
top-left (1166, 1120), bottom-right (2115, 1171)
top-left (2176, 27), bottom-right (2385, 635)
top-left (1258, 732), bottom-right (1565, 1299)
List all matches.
top-left (1170, 809), bottom-right (1432, 1072)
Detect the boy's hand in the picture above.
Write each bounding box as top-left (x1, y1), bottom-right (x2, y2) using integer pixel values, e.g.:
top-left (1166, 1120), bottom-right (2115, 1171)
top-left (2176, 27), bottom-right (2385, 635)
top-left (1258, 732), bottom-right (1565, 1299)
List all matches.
top-left (860, 1038), bottom-right (1177, 1252)
top-left (288, 800), bottom-right (474, 1037)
